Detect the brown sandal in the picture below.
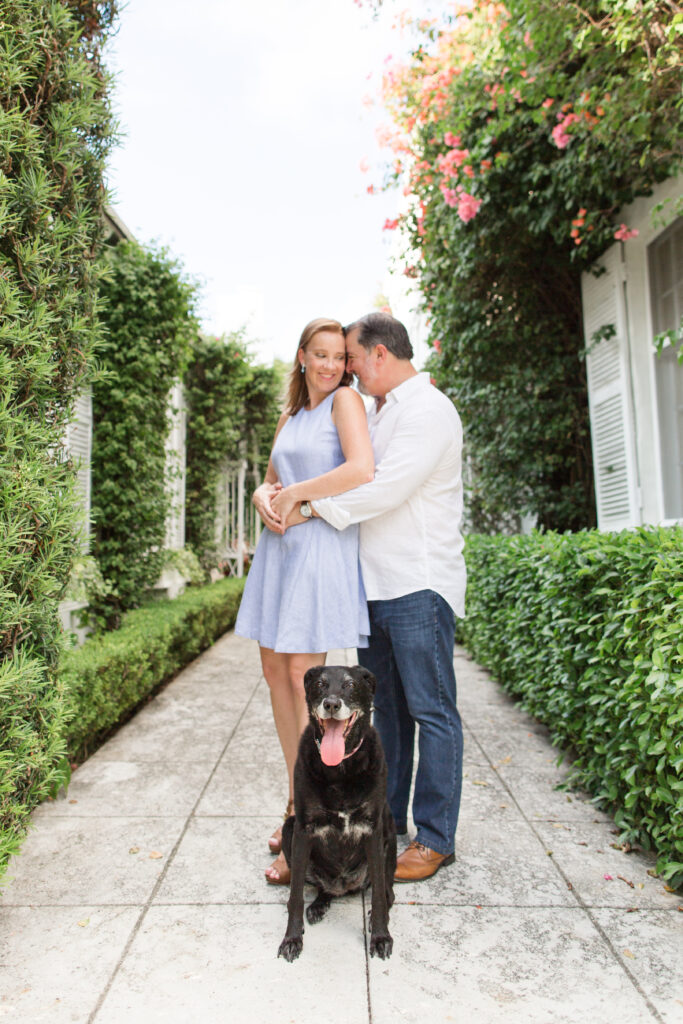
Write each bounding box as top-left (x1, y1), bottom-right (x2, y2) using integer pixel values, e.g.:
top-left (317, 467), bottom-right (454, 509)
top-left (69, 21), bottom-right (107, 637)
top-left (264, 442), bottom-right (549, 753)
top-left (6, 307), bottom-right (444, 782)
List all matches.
top-left (268, 799), bottom-right (294, 854)
top-left (265, 851), bottom-right (291, 886)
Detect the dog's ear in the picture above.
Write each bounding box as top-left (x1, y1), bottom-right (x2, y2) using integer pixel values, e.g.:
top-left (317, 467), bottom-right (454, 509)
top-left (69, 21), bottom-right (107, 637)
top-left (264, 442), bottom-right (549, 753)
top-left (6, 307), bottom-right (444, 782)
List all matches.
top-left (354, 666), bottom-right (376, 697)
top-left (304, 666), bottom-right (324, 698)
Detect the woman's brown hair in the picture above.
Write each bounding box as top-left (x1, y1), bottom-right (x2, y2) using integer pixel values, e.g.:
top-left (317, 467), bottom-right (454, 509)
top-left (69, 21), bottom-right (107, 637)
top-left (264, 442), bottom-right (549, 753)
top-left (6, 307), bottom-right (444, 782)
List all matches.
top-left (284, 317), bottom-right (352, 416)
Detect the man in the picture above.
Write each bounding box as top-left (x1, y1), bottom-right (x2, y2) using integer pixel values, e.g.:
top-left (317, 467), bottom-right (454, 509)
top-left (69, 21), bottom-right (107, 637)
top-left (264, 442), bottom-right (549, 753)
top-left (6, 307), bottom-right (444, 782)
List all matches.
top-left (291, 312), bottom-right (466, 882)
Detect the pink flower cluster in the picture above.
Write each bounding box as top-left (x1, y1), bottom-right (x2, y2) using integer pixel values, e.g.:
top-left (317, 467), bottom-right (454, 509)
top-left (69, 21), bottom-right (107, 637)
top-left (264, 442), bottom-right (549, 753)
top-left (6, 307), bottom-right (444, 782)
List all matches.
top-left (436, 146), bottom-right (470, 177)
top-left (439, 181), bottom-right (482, 222)
top-left (383, 218), bottom-right (399, 231)
top-left (614, 223), bottom-right (639, 241)
top-left (551, 112), bottom-right (580, 149)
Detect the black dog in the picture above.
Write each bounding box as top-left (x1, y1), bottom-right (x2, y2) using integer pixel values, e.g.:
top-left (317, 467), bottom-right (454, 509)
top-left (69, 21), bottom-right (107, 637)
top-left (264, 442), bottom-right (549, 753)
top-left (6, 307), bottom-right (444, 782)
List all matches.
top-left (277, 665), bottom-right (396, 962)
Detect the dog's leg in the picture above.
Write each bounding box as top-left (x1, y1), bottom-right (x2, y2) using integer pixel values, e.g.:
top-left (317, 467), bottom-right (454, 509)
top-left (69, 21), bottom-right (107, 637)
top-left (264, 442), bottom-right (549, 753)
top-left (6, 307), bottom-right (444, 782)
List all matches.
top-left (278, 819), bottom-right (310, 962)
top-left (364, 829), bottom-right (393, 960)
top-left (306, 890), bottom-right (332, 925)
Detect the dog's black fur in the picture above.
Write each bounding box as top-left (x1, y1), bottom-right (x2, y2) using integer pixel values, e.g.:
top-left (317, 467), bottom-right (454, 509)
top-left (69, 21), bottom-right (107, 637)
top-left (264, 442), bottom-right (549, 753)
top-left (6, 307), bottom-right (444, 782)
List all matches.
top-left (277, 665), bottom-right (396, 962)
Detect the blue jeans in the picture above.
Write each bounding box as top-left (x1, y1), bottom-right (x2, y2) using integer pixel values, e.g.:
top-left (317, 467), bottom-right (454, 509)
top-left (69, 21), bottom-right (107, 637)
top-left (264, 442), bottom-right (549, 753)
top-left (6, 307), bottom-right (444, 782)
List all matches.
top-left (358, 590), bottom-right (463, 857)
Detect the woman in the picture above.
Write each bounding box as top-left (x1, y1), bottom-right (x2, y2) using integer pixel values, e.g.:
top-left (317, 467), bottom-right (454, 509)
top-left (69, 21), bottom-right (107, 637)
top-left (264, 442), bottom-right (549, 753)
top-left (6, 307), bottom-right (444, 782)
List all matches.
top-left (234, 317), bottom-right (373, 884)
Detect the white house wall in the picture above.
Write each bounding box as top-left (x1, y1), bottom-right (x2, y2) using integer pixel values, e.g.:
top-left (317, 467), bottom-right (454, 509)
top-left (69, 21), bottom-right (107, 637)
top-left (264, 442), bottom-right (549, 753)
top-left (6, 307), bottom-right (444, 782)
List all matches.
top-left (581, 175), bottom-right (682, 528)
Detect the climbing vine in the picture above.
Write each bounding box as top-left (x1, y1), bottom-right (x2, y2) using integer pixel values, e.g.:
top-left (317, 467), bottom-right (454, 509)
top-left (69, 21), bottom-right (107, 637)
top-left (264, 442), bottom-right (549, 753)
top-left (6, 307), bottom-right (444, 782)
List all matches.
top-left (184, 333), bottom-right (281, 568)
top-left (91, 239), bottom-right (198, 626)
top-left (366, 0), bottom-right (682, 529)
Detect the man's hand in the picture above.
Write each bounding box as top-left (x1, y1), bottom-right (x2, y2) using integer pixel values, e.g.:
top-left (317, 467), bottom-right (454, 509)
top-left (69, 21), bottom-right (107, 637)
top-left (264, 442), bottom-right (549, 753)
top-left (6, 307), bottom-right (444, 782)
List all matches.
top-left (283, 504), bottom-right (308, 532)
top-left (253, 481), bottom-right (283, 532)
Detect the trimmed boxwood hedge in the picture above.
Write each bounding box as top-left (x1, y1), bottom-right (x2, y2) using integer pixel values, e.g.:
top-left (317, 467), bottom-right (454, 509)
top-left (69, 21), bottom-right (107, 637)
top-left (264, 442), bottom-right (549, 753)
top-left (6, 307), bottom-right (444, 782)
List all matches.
top-left (1, 575), bottom-right (244, 884)
top-left (59, 576), bottom-right (246, 762)
top-left (460, 526), bottom-right (683, 888)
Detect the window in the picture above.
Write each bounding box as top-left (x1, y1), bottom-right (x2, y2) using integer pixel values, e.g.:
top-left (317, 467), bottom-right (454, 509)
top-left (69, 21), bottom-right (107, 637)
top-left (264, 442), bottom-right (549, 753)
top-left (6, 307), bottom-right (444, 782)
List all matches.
top-left (649, 218), bottom-right (683, 520)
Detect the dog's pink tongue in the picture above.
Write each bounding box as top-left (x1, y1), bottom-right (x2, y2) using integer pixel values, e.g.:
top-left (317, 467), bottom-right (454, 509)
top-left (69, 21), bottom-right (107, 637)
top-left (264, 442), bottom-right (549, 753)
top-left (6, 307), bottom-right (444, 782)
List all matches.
top-left (320, 719), bottom-right (346, 766)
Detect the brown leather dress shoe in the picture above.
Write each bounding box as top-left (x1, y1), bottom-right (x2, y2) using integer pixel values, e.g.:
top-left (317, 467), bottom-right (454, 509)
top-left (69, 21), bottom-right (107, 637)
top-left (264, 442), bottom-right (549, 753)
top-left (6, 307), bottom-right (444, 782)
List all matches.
top-left (394, 841), bottom-right (455, 882)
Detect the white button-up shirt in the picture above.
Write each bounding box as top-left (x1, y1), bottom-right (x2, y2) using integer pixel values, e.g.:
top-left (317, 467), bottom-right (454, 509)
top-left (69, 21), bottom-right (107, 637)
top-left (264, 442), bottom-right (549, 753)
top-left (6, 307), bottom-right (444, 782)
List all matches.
top-left (313, 372), bottom-right (466, 618)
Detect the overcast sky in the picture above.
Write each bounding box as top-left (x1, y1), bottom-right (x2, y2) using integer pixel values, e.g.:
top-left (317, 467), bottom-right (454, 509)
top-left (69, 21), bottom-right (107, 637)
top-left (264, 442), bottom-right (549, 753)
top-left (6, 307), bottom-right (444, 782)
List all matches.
top-left (104, 0), bottom-right (431, 366)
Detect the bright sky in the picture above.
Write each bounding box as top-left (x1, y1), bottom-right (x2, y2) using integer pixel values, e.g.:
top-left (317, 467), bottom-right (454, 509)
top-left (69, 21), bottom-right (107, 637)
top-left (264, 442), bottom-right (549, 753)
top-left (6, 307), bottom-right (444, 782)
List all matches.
top-left (104, 0), bottom-right (430, 367)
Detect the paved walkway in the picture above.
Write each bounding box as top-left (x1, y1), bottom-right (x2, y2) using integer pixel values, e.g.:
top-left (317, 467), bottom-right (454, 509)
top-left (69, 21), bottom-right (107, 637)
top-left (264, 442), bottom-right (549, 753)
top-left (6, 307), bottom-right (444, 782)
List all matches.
top-left (1, 632), bottom-right (681, 1023)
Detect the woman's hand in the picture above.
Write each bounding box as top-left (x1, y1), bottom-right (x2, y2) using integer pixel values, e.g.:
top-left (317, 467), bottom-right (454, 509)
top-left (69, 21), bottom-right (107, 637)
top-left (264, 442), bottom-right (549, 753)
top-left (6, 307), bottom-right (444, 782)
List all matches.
top-left (271, 485), bottom-right (300, 527)
top-left (253, 482), bottom-right (283, 532)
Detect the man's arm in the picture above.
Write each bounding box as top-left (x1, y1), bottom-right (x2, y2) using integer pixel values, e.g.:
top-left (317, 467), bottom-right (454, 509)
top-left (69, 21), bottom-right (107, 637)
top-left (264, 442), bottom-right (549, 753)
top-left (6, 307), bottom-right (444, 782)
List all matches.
top-left (313, 403), bottom-right (460, 530)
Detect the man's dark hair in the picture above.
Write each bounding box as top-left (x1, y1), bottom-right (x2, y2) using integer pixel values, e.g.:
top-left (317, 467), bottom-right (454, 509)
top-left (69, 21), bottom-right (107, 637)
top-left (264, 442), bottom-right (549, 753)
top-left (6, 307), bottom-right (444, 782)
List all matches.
top-left (344, 312), bottom-right (413, 360)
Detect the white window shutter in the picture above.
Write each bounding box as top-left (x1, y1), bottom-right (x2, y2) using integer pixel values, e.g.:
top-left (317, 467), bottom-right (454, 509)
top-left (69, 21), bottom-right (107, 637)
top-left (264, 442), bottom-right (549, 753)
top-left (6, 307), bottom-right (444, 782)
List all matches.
top-left (164, 380), bottom-right (186, 550)
top-left (582, 247), bottom-right (640, 529)
top-left (64, 389), bottom-right (92, 551)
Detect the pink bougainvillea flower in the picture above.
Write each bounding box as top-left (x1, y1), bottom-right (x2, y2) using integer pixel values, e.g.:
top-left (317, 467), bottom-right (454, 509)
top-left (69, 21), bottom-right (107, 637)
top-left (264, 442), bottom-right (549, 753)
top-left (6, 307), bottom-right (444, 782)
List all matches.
top-left (366, 185), bottom-right (375, 195)
top-left (480, 158), bottom-right (492, 171)
top-left (436, 147), bottom-right (470, 178)
top-left (542, 98), bottom-right (554, 109)
top-left (359, 158), bottom-right (370, 173)
top-left (614, 224), bottom-right (639, 241)
top-left (433, 338), bottom-right (442, 353)
top-left (604, 874), bottom-right (614, 881)
top-left (524, 30), bottom-right (532, 47)
top-left (444, 131), bottom-right (461, 147)
top-left (458, 192), bottom-right (482, 222)
top-left (441, 187), bottom-right (459, 207)
top-left (552, 126), bottom-right (571, 149)
top-left (551, 110), bottom-right (581, 149)
top-left (383, 218), bottom-right (399, 231)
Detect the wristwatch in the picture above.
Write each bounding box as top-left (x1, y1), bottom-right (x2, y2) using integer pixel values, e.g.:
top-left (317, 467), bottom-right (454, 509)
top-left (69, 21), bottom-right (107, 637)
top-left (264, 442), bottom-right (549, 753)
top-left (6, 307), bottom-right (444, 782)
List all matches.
top-left (300, 501), bottom-right (312, 519)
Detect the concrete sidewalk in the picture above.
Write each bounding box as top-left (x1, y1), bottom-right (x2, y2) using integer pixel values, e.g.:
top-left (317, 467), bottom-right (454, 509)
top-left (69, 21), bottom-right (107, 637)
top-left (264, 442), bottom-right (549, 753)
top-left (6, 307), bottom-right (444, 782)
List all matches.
top-left (1, 632), bottom-right (681, 1023)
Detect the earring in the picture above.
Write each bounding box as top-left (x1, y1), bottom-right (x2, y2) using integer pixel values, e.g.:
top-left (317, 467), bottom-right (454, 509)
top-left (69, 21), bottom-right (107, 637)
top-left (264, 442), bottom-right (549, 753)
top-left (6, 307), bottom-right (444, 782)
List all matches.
top-left (300, 364), bottom-right (305, 374)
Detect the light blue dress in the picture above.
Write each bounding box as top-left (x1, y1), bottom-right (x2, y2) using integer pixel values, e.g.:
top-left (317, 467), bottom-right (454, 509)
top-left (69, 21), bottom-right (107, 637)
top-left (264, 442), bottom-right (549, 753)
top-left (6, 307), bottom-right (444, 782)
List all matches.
top-left (234, 390), bottom-right (370, 653)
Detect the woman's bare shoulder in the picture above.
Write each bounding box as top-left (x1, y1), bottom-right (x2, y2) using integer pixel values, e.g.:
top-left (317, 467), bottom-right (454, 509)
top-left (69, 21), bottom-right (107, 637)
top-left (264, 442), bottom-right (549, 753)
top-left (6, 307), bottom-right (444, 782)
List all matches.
top-left (331, 385), bottom-right (365, 413)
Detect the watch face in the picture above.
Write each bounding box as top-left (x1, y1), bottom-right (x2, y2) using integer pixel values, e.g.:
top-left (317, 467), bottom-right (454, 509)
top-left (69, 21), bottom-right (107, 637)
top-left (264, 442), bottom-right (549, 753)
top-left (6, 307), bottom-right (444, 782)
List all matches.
top-left (300, 502), bottom-right (312, 518)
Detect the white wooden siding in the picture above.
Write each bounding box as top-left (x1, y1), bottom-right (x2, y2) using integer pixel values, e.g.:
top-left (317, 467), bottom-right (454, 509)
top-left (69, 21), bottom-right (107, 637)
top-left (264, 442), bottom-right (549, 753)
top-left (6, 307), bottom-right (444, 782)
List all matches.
top-left (64, 389), bottom-right (92, 551)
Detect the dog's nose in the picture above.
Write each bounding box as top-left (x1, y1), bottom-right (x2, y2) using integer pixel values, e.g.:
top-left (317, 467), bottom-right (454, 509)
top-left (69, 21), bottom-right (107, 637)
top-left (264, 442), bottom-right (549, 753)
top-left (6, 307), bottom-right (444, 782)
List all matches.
top-left (322, 696), bottom-right (342, 715)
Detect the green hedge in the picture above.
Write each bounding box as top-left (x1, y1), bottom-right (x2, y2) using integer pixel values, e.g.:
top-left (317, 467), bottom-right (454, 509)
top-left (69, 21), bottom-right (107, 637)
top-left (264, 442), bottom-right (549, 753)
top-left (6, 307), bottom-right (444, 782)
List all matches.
top-left (59, 577), bottom-right (245, 761)
top-left (460, 527), bottom-right (683, 888)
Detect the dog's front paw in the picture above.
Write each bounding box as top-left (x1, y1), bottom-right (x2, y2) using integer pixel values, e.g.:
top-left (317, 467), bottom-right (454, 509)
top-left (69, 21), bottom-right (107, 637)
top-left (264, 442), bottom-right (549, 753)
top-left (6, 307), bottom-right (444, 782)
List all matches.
top-left (370, 933), bottom-right (393, 960)
top-left (278, 936), bottom-right (303, 962)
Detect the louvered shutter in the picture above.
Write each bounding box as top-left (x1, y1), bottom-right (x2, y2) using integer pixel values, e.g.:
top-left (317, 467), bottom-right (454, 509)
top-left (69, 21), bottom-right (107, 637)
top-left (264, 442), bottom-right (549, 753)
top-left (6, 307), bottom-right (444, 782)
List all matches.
top-left (64, 389), bottom-right (92, 551)
top-left (164, 381), bottom-right (186, 550)
top-left (582, 247), bottom-right (640, 529)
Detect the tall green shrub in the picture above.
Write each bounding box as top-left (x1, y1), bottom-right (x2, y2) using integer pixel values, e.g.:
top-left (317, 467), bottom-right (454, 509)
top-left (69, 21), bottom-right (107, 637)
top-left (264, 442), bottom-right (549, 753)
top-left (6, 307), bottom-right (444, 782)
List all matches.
top-left (91, 240), bottom-right (198, 626)
top-left (184, 334), bottom-right (280, 568)
top-left (461, 527), bottom-right (683, 887)
top-left (0, 0), bottom-right (118, 875)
